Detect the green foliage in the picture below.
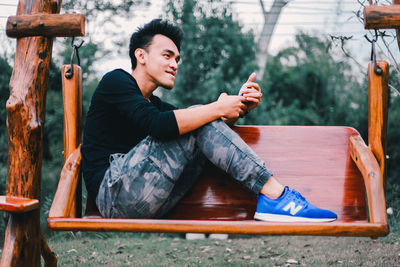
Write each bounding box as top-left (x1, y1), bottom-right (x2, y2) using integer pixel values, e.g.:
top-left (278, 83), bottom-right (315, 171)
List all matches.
top-left (245, 32), bottom-right (368, 137)
top-left (60, 0), bottom-right (151, 61)
top-left (61, 0), bottom-right (149, 22)
top-left (162, 0), bottom-right (257, 107)
top-left (386, 70), bottom-right (400, 209)
top-left (0, 57), bottom-right (13, 195)
top-left (386, 183), bottom-right (400, 240)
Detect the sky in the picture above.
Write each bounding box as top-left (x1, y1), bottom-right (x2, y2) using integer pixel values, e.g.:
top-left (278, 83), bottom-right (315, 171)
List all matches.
top-left (1, 0), bottom-right (399, 75)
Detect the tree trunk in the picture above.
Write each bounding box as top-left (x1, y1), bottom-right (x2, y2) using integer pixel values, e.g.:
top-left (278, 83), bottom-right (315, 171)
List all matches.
top-left (257, 0), bottom-right (289, 78)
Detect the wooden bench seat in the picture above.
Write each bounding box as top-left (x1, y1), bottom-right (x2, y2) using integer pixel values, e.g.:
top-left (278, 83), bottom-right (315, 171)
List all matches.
top-left (47, 125), bottom-right (388, 237)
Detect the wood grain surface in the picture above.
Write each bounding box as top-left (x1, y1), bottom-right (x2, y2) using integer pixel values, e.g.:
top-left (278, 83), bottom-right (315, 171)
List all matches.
top-left (364, 5), bottom-right (400, 29)
top-left (6, 14), bottom-right (85, 38)
top-left (167, 126), bottom-right (366, 222)
top-left (0, 196), bottom-right (39, 213)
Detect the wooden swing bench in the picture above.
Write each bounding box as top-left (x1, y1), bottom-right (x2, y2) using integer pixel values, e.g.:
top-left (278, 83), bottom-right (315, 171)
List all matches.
top-left (46, 62), bottom-right (389, 238)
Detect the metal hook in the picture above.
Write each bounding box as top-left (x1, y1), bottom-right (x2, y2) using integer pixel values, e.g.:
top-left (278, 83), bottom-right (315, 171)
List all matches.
top-left (364, 30), bottom-right (382, 75)
top-left (71, 36), bottom-right (84, 50)
top-left (65, 37), bottom-right (85, 79)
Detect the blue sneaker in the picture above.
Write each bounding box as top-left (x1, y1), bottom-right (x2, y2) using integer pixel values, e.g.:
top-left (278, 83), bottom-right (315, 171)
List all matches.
top-left (254, 186), bottom-right (337, 222)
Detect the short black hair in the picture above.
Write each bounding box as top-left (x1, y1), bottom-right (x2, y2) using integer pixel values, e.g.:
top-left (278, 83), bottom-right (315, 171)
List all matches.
top-left (129, 19), bottom-right (183, 70)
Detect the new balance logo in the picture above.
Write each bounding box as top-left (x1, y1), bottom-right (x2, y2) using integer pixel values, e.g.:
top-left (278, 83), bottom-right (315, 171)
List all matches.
top-left (283, 202), bottom-right (303, 215)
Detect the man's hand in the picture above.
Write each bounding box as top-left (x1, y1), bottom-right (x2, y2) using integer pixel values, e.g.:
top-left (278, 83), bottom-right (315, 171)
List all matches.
top-left (217, 93), bottom-right (247, 119)
top-left (239, 72), bottom-right (262, 112)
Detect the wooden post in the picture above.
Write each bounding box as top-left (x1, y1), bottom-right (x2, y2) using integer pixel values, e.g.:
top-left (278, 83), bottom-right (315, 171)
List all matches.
top-left (62, 65), bottom-right (82, 218)
top-left (1, 0), bottom-right (60, 266)
top-left (62, 65), bottom-right (82, 162)
top-left (1, 0), bottom-right (84, 263)
top-left (363, 2), bottom-right (398, 192)
top-left (3, 12), bottom-right (53, 267)
top-left (368, 61), bottom-right (389, 188)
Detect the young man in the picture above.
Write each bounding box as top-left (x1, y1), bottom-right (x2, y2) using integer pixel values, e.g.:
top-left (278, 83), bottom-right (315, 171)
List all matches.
top-left (81, 19), bottom-right (337, 222)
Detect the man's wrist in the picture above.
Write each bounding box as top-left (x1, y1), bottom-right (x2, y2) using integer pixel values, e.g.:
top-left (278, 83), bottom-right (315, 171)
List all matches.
top-left (209, 101), bottom-right (224, 119)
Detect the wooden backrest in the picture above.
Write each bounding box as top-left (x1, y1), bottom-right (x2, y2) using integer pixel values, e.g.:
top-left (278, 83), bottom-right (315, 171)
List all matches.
top-left (82, 126), bottom-right (367, 222)
top-left (165, 126), bottom-right (367, 222)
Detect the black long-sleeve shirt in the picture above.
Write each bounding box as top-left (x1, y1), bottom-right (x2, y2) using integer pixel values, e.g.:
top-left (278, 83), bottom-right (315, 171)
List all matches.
top-left (81, 69), bottom-right (179, 199)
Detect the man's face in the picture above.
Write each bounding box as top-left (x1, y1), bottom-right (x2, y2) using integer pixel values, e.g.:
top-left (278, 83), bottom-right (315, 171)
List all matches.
top-left (141, 34), bottom-right (180, 89)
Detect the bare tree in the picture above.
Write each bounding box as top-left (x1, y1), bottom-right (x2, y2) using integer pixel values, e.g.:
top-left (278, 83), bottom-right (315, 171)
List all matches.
top-left (257, 0), bottom-right (290, 78)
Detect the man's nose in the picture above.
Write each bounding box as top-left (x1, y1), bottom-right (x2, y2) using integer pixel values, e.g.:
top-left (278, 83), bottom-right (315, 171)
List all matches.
top-left (170, 59), bottom-right (178, 70)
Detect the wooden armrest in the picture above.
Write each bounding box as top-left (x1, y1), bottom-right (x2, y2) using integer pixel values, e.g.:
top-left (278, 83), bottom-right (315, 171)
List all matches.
top-left (0, 196), bottom-right (39, 213)
top-left (48, 146), bottom-right (81, 218)
top-left (350, 135), bottom-right (387, 226)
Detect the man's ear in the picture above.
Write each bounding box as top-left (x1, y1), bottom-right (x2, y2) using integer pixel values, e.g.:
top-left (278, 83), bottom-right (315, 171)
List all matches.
top-left (135, 48), bottom-right (146, 65)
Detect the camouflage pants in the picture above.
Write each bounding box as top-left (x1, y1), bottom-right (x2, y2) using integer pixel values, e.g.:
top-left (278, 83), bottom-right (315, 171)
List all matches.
top-left (96, 119), bottom-right (273, 218)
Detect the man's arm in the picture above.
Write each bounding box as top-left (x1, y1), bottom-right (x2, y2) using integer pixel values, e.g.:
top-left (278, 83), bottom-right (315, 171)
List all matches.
top-left (173, 93), bottom-right (246, 135)
top-left (174, 73), bottom-right (263, 133)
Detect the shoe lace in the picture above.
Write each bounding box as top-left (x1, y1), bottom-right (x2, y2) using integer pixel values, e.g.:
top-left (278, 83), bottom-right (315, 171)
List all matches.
top-left (291, 190), bottom-right (308, 207)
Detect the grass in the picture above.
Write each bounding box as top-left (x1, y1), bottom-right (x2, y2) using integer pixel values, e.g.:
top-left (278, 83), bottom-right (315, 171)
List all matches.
top-left (46, 232), bottom-right (400, 266)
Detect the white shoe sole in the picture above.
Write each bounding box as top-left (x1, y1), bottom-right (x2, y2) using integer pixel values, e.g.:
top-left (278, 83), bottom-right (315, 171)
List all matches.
top-left (254, 212), bottom-right (337, 222)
